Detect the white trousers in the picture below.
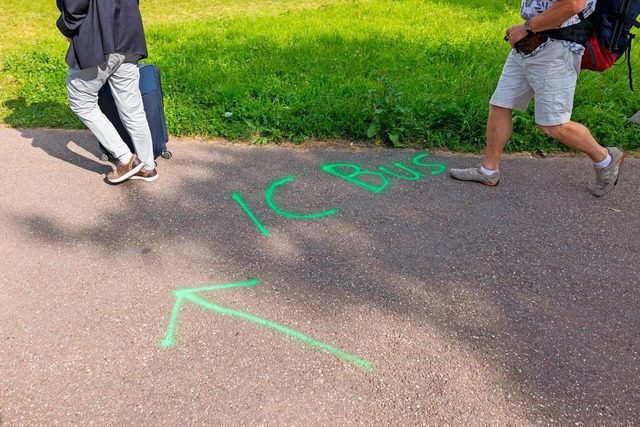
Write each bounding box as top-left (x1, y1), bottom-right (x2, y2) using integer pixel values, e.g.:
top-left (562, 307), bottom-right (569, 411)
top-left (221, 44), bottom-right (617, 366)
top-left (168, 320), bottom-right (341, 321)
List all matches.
top-left (66, 53), bottom-right (154, 170)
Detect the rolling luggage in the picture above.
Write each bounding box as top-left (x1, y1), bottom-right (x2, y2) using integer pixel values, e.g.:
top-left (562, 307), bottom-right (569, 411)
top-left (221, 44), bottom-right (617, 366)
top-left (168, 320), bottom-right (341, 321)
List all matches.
top-left (97, 63), bottom-right (171, 162)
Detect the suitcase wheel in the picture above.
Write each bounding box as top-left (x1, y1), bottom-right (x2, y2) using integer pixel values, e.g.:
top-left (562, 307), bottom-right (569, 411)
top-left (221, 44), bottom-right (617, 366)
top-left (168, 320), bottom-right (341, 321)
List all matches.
top-left (161, 150), bottom-right (172, 159)
top-left (99, 154), bottom-right (110, 162)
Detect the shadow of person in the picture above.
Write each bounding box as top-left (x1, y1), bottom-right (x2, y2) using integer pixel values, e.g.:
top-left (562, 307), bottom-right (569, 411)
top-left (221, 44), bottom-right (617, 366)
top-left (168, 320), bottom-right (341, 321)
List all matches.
top-left (24, 128), bottom-right (112, 175)
top-left (3, 98), bottom-right (112, 175)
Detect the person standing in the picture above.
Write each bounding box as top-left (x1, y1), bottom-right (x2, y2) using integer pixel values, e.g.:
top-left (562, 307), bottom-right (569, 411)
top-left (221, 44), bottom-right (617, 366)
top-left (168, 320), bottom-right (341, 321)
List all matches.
top-left (56, 0), bottom-right (158, 183)
top-left (450, 0), bottom-right (624, 197)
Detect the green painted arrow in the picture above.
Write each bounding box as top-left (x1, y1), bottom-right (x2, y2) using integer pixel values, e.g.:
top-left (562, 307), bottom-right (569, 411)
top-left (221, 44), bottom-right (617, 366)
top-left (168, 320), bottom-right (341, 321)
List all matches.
top-left (160, 279), bottom-right (371, 371)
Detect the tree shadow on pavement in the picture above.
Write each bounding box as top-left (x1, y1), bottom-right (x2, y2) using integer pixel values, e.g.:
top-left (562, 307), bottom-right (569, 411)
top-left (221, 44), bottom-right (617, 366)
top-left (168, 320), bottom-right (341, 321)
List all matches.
top-left (5, 132), bottom-right (640, 425)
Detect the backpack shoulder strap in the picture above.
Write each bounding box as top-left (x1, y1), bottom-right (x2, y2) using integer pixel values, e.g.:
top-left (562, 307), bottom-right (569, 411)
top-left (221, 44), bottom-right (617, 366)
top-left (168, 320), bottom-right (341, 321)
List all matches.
top-left (545, 11), bottom-right (593, 46)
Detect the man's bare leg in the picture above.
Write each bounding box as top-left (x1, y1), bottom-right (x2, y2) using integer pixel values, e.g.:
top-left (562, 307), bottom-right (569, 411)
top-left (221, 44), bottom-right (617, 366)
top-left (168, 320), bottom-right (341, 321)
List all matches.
top-left (536, 121), bottom-right (608, 162)
top-left (482, 105), bottom-right (513, 171)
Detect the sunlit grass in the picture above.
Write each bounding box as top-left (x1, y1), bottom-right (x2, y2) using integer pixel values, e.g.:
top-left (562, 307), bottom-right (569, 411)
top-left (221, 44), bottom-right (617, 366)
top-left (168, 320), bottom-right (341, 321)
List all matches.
top-left (1, 0), bottom-right (638, 151)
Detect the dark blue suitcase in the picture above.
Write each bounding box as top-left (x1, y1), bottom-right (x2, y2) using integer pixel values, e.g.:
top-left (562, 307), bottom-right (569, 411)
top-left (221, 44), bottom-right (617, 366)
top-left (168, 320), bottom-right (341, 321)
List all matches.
top-left (97, 63), bottom-right (171, 162)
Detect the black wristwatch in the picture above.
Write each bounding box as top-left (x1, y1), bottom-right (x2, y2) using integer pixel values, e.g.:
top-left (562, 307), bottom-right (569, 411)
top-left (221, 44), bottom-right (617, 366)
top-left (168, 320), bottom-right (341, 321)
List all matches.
top-left (524, 19), bottom-right (533, 32)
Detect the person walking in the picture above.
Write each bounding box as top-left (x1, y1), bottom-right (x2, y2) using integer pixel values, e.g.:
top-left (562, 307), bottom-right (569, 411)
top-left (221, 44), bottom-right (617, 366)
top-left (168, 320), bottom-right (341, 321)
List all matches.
top-left (450, 0), bottom-right (624, 196)
top-left (56, 0), bottom-right (158, 183)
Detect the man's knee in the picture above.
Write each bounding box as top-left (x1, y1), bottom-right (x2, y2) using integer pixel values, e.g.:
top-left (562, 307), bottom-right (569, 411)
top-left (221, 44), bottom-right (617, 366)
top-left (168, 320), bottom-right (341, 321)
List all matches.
top-left (536, 122), bottom-right (567, 139)
top-left (489, 104), bottom-right (512, 117)
top-left (69, 100), bottom-right (99, 120)
top-left (67, 85), bottom-right (100, 119)
top-left (118, 107), bottom-right (147, 128)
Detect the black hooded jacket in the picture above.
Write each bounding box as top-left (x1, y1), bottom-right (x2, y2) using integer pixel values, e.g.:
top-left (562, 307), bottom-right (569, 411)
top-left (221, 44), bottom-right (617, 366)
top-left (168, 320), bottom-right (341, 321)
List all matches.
top-left (56, 0), bottom-right (148, 69)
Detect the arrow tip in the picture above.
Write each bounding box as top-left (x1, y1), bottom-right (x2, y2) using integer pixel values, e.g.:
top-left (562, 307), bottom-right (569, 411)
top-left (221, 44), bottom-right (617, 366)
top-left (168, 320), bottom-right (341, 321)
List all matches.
top-left (159, 337), bottom-right (175, 348)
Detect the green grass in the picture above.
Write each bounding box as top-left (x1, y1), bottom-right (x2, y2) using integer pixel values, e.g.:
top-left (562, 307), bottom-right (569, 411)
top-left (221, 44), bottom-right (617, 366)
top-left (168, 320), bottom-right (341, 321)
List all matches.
top-left (1, 0), bottom-right (639, 152)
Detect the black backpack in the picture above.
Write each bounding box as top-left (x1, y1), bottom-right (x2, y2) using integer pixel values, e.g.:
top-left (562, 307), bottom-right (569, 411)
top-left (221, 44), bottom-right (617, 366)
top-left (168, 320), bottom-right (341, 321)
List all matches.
top-left (548, 0), bottom-right (640, 88)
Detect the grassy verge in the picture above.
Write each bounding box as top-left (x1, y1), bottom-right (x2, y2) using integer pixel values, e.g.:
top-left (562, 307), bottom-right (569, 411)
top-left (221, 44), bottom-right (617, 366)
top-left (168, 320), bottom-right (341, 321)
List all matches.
top-left (1, 0), bottom-right (639, 152)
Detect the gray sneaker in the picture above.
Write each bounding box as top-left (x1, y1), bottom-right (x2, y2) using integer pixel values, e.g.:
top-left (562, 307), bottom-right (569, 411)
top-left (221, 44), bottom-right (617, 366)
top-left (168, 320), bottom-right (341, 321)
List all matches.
top-left (592, 147), bottom-right (625, 197)
top-left (450, 164), bottom-right (500, 186)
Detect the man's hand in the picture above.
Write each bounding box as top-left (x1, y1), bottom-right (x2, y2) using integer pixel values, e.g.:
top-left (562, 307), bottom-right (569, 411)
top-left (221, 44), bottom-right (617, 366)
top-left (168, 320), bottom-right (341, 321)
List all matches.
top-left (505, 24), bottom-right (528, 48)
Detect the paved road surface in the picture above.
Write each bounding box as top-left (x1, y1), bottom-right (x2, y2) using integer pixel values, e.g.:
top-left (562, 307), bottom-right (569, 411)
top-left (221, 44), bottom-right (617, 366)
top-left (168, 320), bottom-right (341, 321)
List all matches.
top-left (1, 127), bottom-right (638, 426)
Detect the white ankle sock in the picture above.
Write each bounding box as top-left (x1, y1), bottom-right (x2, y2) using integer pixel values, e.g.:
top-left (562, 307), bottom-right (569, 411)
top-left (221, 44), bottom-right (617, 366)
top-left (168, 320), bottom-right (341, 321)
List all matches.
top-left (118, 153), bottom-right (133, 165)
top-left (594, 153), bottom-right (611, 168)
top-left (480, 165), bottom-right (498, 176)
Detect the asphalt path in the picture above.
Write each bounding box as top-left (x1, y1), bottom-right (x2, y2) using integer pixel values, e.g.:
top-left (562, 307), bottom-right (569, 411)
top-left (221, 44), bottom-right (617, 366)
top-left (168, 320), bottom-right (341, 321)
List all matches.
top-left (1, 127), bottom-right (638, 426)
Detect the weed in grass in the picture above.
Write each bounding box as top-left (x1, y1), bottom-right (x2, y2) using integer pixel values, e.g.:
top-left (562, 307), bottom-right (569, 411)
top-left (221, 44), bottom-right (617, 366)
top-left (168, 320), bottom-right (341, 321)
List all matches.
top-left (364, 75), bottom-right (408, 147)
